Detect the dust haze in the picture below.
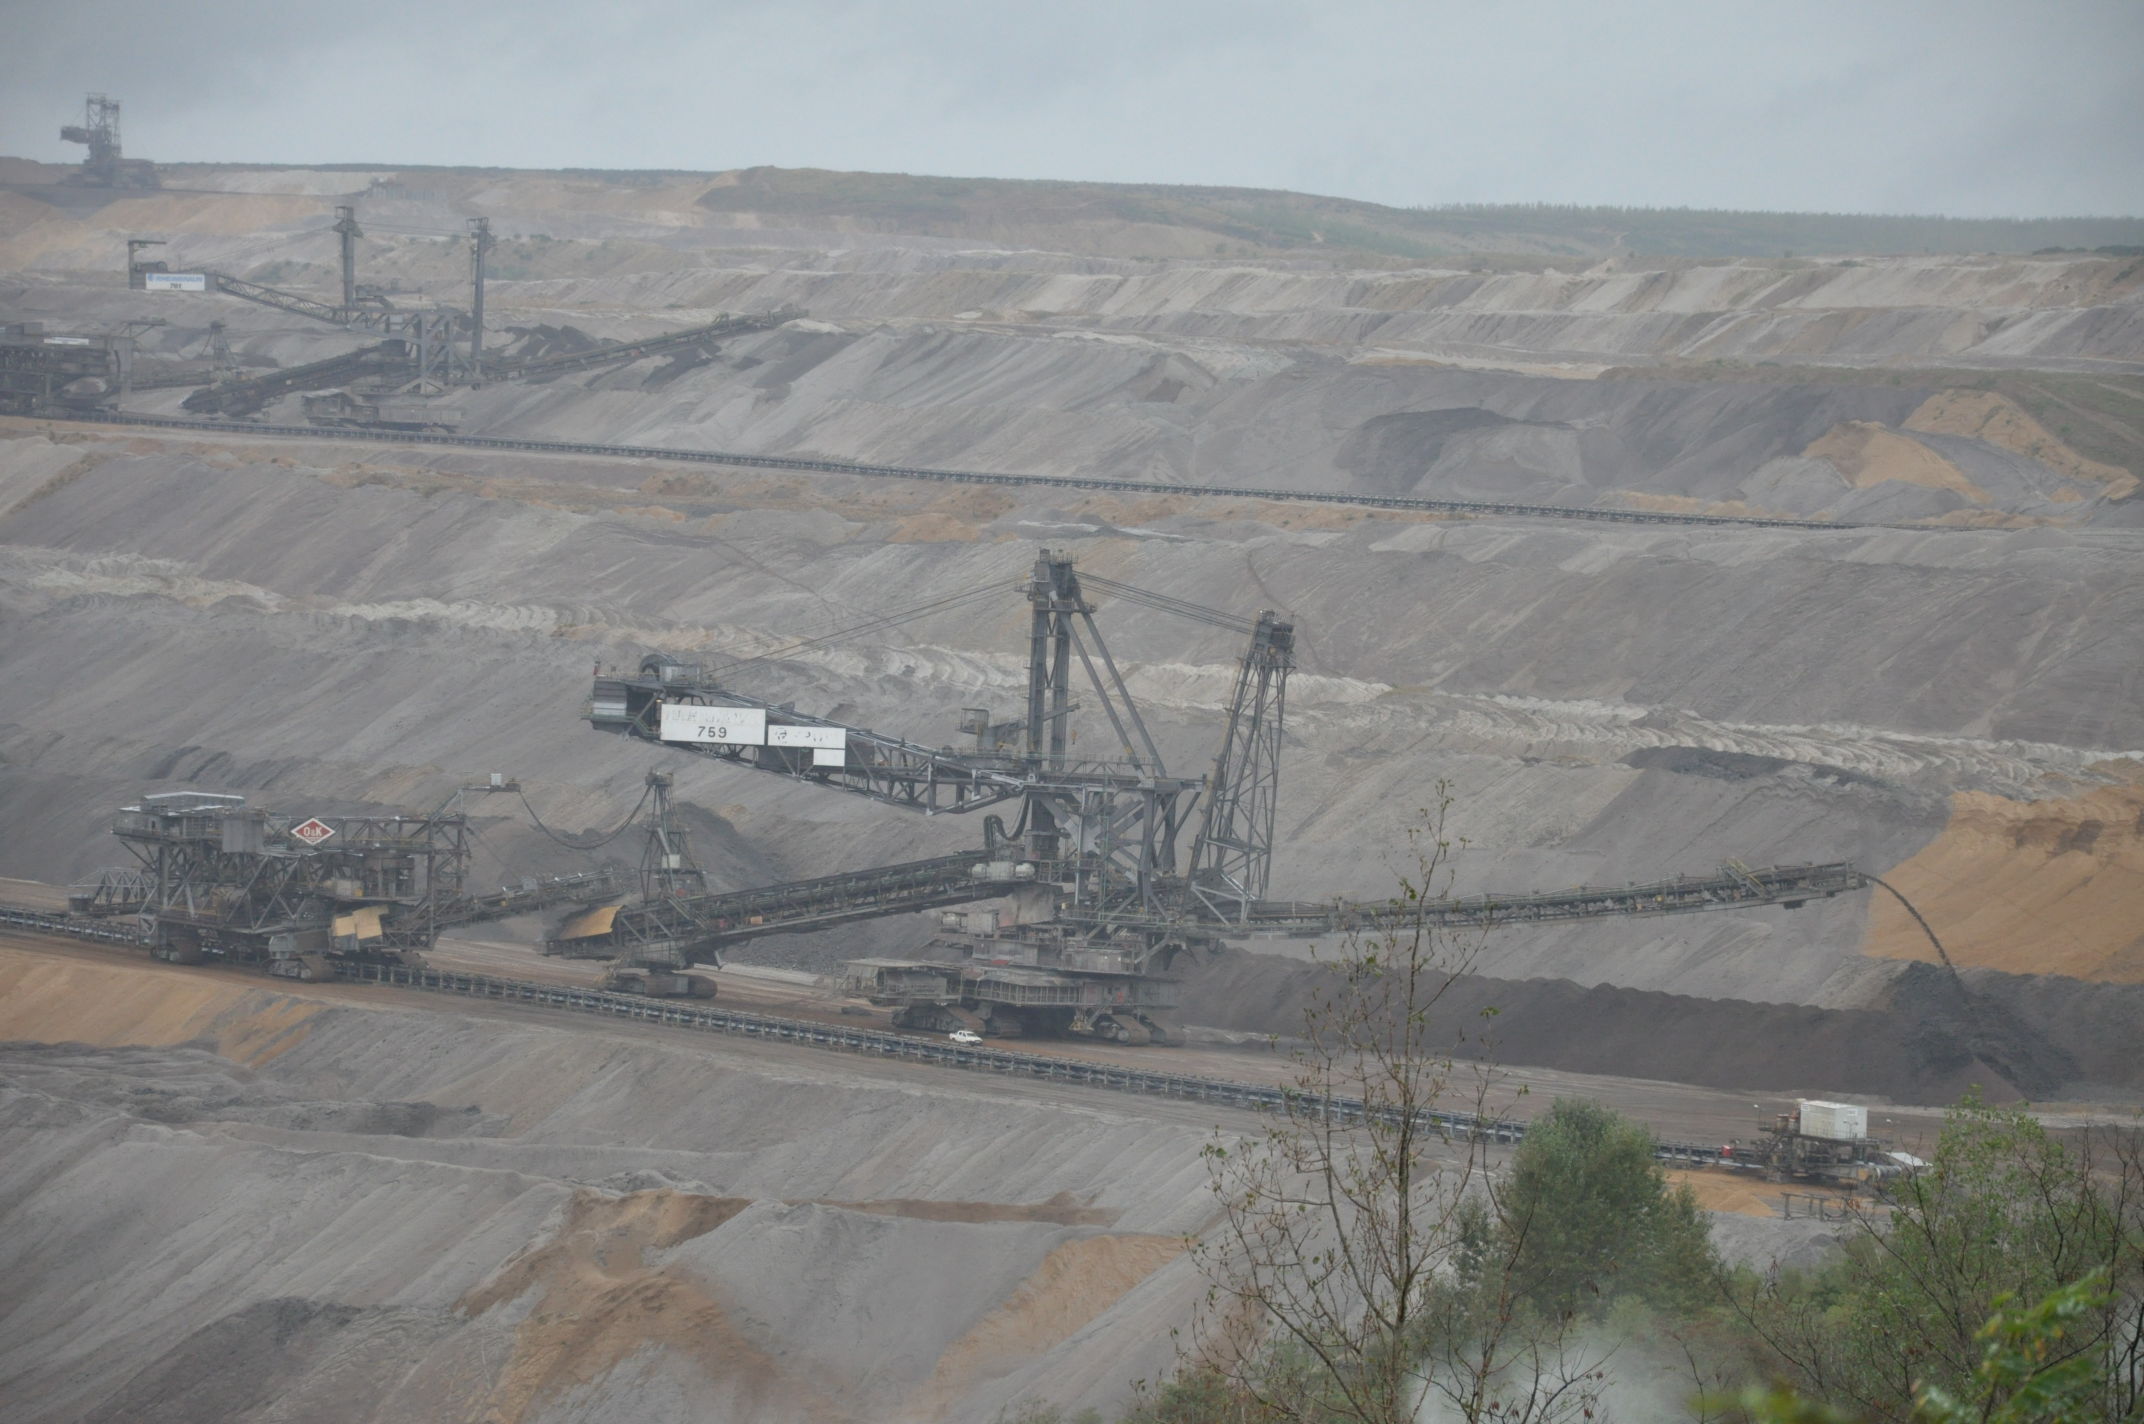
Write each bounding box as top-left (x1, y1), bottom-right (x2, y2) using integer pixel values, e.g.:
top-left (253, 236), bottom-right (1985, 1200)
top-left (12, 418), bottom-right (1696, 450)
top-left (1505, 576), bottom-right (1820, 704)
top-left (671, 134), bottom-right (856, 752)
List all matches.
top-left (4, 0), bottom-right (2142, 215)
top-left (3, 6), bottom-right (2144, 1422)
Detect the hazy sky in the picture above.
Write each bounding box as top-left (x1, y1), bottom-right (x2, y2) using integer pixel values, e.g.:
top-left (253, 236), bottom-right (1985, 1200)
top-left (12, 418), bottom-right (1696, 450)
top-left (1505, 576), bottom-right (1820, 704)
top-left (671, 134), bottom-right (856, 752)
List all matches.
top-left (4, 0), bottom-right (2139, 216)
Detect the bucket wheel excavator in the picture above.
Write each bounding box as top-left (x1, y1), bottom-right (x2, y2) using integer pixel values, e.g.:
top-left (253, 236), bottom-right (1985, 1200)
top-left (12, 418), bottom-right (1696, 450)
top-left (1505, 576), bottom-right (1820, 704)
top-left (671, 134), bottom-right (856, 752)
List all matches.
top-left (552, 550), bottom-right (1870, 1040)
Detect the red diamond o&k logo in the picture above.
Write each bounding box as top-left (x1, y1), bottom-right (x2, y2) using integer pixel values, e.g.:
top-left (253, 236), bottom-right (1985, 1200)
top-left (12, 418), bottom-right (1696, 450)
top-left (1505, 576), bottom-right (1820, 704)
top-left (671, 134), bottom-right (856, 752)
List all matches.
top-left (290, 818), bottom-right (336, 846)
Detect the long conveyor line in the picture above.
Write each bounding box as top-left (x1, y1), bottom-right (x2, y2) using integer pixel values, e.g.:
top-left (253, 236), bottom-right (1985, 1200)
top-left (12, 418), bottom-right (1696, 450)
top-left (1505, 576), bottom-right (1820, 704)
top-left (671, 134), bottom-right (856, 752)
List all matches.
top-left (0, 902), bottom-right (146, 945)
top-left (38, 410), bottom-right (1889, 533)
top-left (0, 899), bottom-right (1745, 1165)
top-left (553, 851), bottom-right (997, 960)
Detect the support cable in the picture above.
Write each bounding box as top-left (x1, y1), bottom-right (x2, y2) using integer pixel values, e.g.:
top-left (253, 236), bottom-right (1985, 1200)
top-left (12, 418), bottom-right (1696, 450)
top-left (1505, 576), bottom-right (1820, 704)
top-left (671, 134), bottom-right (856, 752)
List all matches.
top-left (1079, 574), bottom-right (1255, 633)
top-left (342, 221), bottom-right (465, 240)
top-left (1073, 611), bottom-right (1166, 768)
top-left (710, 579), bottom-right (1018, 678)
top-left (465, 820), bottom-right (533, 888)
top-left (1066, 623), bottom-right (1148, 769)
top-left (518, 781), bottom-right (653, 851)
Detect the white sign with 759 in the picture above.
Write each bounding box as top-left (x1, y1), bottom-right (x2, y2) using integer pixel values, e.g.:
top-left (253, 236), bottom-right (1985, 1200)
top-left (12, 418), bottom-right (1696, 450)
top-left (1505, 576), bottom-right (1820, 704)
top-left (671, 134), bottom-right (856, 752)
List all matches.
top-left (659, 705), bottom-right (768, 745)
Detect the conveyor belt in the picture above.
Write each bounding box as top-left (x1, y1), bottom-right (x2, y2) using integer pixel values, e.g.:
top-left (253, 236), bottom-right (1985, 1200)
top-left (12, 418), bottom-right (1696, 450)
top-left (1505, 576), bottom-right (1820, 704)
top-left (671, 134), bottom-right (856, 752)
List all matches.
top-left (432, 867), bottom-right (623, 928)
top-left (128, 364), bottom-right (221, 391)
top-left (331, 957), bottom-right (1551, 1144)
top-left (332, 963), bottom-right (1722, 1161)
top-left (33, 411), bottom-right (1896, 533)
top-left (491, 313), bottom-right (784, 380)
top-left (1231, 861), bottom-right (1873, 935)
top-left (547, 852), bottom-right (1001, 962)
top-left (179, 343), bottom-right (405, 416)
top-left (207, 271), bottom-right (347, 326)
top-left (0, 897), bottom-right (1738, 1163)
top-left (0, 903), bottom-right (144, 945)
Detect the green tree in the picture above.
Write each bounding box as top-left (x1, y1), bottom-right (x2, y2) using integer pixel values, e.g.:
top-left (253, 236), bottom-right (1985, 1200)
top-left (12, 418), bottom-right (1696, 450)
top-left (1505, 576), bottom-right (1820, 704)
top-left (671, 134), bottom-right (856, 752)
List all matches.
top-left (1732, 1094), bottom-right (2144, 1421)
top-left (1481, 1097), bottom-right (1720, 1319)
top-left (1916, 1270), bottom-right (2118, 1424)
top-left (1117, 1366), bottom-right (1271, 1423)
top-left (1727, 1271), bottom-right (2123, 1424)
top-left (1182, 797), bottom-right (1607, 1424)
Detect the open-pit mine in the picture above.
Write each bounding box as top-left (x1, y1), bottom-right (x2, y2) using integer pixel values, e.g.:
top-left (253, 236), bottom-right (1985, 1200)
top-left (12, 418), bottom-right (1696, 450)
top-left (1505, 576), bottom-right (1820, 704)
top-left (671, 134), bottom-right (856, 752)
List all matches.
top-left (1, 146), bottom-right (2141, 1423)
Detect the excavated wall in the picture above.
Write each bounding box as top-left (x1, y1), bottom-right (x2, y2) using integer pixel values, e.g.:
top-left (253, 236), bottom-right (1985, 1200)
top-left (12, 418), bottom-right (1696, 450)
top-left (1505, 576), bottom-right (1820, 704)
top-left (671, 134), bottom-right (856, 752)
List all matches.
top-left (0, 430), bottom-right (2138, 1027)
top-left (0, 947), bottom-right (1225, 1423)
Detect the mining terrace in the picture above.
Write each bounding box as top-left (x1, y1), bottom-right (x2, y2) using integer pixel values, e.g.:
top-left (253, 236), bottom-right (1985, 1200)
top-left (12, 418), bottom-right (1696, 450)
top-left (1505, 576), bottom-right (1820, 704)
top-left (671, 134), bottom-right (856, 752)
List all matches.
top-left (1, 159), bottom-right (2140, 1422)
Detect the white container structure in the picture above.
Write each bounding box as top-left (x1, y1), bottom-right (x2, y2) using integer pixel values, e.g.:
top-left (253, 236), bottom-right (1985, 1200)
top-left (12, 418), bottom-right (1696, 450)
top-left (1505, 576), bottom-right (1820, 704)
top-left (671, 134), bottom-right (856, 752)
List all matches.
top-left (1798, 1100), bottom-right (1869, 1142)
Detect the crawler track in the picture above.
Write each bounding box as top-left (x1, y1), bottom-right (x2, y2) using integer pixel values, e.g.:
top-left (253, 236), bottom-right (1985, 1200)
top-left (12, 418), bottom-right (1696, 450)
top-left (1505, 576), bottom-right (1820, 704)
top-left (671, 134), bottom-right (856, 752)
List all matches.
top-left (45, 410), bottom-right (1878, 533)
top-left (0, 900), bottom-right (1740, 1164)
